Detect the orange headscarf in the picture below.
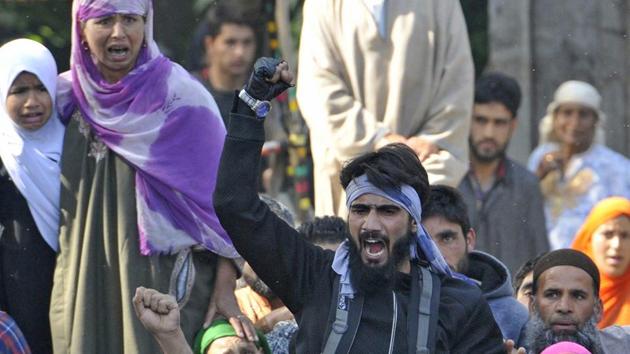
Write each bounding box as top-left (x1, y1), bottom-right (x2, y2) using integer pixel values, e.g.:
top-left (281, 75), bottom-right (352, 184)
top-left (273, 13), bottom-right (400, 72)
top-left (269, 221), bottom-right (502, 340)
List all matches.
top-left (572, 196), bottom-right (630, 328)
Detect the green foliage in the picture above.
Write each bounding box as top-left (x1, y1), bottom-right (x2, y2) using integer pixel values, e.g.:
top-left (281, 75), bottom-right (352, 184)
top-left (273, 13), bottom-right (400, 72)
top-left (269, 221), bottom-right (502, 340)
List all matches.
top-left (460, 0), bottom-right (489, 77)
top-left (0, 2), bottom-right (72, 71)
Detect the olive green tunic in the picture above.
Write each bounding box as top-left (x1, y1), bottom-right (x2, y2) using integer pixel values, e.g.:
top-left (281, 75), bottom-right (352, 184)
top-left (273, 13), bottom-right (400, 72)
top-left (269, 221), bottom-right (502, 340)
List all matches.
top-left (50, 112), bottom-right (216, 354)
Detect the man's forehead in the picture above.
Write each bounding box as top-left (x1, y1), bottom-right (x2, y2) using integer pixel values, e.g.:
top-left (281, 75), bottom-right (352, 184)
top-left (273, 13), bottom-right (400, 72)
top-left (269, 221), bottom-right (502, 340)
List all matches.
top-left (351, 193), bottom-right (399, 206)
top-left (473, 102), bottom-right (513, 120)
top-left (538, 265), bottom-right (594, 292)
top-left (423, 215), bottom-right (461, 234)
top-left (556, 102), bottom-right (594, 112)
top-left (519, 273), bottom-right (533, 289)
top-left (219, 23), bottom-right (256, 37)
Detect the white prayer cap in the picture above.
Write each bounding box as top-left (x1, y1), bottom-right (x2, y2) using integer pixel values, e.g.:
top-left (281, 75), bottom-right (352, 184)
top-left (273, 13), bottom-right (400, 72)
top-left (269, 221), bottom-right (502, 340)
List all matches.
top-left (538, 80), bottom-right (606, 145)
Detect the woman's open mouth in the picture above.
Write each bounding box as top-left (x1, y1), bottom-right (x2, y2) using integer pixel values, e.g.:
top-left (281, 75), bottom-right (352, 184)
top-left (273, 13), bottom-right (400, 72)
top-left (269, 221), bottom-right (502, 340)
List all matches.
top-left (107, 45), bottom-right (130, 60)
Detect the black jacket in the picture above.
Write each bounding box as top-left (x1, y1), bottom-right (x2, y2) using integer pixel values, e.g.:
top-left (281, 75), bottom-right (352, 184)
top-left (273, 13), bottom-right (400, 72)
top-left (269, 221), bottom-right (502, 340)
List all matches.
top-left (214, 104), bottom-right (505, 353)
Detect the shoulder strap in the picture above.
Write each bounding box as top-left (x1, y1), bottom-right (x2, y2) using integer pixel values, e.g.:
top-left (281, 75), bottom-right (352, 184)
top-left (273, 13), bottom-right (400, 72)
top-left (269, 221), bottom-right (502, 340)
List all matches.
top-left (321, 276), bottom-right (344, 353)
top-left (322, 276), bottom-right (364, 354)
top-left (416, 266), bottom-right (441, 354)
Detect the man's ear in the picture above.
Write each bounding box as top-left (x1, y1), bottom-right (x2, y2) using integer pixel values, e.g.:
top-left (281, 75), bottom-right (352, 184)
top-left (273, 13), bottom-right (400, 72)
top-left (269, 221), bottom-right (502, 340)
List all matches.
top-left (509, 117), bottom-right (519, 136)
top-left (529, 295), bottom-right (536, 315)
top-left (466, 228), bottom-right (477, 250)
top-left (594, 298), bottom-right (604, 323)
top-left (204, 35), bottom-right (215, 53)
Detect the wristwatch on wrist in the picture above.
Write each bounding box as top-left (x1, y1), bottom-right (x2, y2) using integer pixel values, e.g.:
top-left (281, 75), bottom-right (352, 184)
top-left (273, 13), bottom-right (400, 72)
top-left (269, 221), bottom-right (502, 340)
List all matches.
top-left (239, 89), bottom-right (272, 118)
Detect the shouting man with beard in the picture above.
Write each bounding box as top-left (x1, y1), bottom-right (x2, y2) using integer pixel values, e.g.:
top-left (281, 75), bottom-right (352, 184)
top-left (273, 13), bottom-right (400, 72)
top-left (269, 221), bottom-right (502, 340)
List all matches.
top-left (214, 58), bottom-right (505, 353)
top-left (516, 249), bottom-right (630, 354)
top-left (458, 72), bottom-right (549, 275)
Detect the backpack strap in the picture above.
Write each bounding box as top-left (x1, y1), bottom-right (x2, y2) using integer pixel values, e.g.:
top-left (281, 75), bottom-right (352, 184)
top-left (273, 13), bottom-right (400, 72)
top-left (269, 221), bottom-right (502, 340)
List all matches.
top-left (321, 276), bottom-right (364, 354)
top-left (323, 265), bottom-right (440, 354)
top-left (416, 265), bottom-right (441, 354)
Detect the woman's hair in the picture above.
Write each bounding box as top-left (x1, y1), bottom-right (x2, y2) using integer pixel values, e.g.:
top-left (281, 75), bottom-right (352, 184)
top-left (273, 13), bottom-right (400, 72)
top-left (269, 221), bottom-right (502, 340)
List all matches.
top-left (339, 143), bottom-right (430, 206)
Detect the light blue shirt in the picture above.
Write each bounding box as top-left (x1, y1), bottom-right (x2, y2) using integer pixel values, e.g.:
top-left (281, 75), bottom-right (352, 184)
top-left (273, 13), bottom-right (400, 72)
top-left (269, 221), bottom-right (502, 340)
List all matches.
top-left (528, 143), bottom-right (630, 249)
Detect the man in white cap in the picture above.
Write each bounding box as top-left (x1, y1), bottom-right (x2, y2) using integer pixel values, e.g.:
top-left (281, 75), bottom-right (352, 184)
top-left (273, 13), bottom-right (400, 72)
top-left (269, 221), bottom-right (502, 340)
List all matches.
top-left (527, 81), bottom-right (630, 250)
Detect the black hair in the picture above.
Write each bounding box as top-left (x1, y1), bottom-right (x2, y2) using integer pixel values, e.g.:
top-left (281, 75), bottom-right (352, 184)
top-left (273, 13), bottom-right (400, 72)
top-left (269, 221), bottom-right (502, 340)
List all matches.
top-left (298, 216), bottom-right (347, 246)
top-left (513, 252), bottom-right (546, 295)
top-left (339, 143), bottom-right (430, 207)
top-left (206, 0), bottom-right (260, 38)
top-left (475, 71), bottom-right (522, 118)
top-left (421, 185), bottom-right (470, 236)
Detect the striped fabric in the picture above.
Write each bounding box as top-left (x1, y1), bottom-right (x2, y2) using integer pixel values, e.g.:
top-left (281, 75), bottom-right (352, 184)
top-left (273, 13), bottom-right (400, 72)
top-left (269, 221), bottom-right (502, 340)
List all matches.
top-left (0, 312), bottom-right (31, 354)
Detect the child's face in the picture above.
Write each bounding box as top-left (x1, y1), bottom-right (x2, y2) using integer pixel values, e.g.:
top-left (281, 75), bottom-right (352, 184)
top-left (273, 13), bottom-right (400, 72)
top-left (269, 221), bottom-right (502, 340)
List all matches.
top-left (5, 71), bottom-right (52, 130)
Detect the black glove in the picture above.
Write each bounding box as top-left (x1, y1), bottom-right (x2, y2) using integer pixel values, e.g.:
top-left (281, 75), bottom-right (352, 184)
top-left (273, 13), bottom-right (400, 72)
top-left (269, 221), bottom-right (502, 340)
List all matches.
top-left (244, 57), bottom-right (292, 101)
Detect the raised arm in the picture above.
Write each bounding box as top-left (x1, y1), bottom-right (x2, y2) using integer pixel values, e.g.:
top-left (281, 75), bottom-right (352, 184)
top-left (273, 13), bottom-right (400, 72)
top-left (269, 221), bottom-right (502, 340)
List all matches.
top-left (133, 287), bottom-right (192, 354)
top-left (214, 59), bottom-right (334, 312)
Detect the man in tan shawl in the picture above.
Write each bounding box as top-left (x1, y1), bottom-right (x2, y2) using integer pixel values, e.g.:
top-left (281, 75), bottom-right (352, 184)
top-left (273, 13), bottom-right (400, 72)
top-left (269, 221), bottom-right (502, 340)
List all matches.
top-left (297, 0), bottom-right (474, 216)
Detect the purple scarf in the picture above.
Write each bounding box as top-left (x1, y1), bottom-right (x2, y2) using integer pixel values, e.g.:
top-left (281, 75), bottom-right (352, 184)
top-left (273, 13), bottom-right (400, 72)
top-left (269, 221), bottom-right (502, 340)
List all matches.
top-left (57, 0), bottom-right (237, 257)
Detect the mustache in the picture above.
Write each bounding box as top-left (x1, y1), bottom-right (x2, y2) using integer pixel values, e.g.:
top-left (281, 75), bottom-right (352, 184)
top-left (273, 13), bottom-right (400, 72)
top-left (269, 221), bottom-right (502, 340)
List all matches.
top-left (359, 230), bottom-right (388, 240)
top-left (549, 315), bottom-right (578, 327)
top-left (474, 138), bottom-right (498, 146)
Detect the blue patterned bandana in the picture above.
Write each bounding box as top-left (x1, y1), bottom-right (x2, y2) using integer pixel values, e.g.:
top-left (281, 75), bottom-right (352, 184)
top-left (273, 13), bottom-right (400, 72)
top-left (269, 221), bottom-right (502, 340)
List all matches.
top-left (332, 174), bottom-right (452, 297)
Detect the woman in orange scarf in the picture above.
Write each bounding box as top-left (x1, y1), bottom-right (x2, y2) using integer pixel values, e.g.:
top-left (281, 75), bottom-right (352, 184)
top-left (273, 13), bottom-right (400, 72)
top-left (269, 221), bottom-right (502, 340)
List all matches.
top-left (572, 196), bottom-right (630, 328)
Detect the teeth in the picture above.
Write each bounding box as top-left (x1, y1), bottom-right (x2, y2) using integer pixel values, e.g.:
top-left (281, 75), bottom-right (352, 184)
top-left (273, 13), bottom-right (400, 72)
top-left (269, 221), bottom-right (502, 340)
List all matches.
top-left (366, 248), bottom-right (385, 256)
top-left (109, 47), bottom-right (128, 55)
top-left (363, 238), bottom-right (386, 257)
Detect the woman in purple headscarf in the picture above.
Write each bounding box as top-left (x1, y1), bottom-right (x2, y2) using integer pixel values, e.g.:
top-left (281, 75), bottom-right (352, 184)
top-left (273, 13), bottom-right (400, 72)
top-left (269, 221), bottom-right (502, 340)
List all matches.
top-left (51, 1), bottom-right (250, 352)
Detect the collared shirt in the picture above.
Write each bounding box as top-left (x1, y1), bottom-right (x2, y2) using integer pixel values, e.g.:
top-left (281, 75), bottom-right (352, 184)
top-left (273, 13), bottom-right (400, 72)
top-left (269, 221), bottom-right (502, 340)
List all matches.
top-left (528, 143), bottom-right (630, 249)
top-left (0, 312), bottom-right (31, 354)
top-left (459, 158), bottom-right (549, 275)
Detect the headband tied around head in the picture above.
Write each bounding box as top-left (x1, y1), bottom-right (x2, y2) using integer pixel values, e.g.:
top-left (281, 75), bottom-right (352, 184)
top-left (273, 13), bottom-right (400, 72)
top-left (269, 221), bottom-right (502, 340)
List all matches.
top-left (345, 174), bottom-right (452, 276)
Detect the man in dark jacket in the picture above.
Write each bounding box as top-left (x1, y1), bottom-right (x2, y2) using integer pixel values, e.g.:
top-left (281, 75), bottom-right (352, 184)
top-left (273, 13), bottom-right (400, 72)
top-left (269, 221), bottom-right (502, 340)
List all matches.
top-left (214, 58), bottom-right (505, 353)
top-left (422, 185), bottom-right (529, 345)
top-left (458, 72), bottom-right (549, 275)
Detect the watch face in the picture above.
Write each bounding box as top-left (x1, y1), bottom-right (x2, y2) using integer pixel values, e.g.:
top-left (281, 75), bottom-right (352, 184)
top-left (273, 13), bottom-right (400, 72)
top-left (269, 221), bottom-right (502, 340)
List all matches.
top-left (255, 101), bottom-right (272, 117)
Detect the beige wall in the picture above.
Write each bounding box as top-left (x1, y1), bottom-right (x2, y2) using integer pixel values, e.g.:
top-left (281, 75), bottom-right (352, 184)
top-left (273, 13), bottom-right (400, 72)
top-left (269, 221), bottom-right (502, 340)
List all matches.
top-left (487, 0), bottom-right (630, 164)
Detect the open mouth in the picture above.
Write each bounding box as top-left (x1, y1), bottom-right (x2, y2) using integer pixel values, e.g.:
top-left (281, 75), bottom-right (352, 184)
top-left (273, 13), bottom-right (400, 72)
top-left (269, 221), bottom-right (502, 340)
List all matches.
top-left (606, 255), bottom-right (623, 265)
top-left (22, 112), bottom-right (42, 118)
top-left (21, 112), bottom-right (43, 122)
top-left (107, 45), bottom-right (130, 59)
top-left (360, 236), bottom-right (389, 264)
top-left (364, 238), bottom-right (385, 256)
top-left (551, 321), bottom-right (577, 333)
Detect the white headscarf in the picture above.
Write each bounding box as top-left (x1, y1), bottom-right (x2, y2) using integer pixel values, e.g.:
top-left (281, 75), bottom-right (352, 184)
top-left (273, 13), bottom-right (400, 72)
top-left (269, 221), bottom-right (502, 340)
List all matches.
top-left (538, 80), bottom-right (606, 145)
top-left (0, 39), bottom-right (65, 252)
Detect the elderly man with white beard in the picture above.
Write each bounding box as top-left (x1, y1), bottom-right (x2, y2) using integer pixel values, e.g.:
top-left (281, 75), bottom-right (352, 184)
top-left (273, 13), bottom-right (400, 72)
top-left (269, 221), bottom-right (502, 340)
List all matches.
top-left (506, 249), bottom-right (630, 354)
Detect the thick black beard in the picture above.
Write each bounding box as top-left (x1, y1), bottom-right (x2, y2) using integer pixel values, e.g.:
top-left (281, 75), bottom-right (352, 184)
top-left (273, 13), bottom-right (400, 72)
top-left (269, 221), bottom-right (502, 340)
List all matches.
top-left (525, 307), bottom-right (603, 354)
top-left (469, 136), bottom-right (507, 163)
top-left (347, 232), bottom-right (412, 296)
